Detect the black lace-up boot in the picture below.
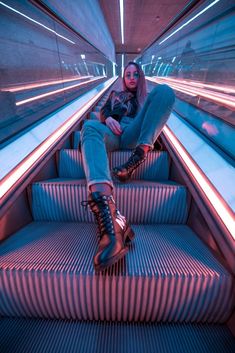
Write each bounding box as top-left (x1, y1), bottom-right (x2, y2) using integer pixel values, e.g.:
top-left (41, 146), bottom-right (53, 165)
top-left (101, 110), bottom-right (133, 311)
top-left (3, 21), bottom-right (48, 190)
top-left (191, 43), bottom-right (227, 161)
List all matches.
top-left (82, 192), bottom-right (134, 271)
top-left (112, 146), bottom-right (150, 182)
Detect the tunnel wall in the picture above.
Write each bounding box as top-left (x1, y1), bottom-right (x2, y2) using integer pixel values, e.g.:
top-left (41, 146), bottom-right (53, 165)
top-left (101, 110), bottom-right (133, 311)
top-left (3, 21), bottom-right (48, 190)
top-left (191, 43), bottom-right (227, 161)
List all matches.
top-left (0, 0), bottom-right (114, 145)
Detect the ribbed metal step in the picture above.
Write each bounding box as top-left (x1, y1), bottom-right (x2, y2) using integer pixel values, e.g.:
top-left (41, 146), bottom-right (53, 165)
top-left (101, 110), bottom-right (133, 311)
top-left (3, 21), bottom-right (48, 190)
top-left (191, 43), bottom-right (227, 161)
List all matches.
top-left (30, 179), bottom-right (188, 223)
top-left (58, 149), bottom-right (169, 180)
top-left (1, 318), bottom-right (234, 353)
top-left (0, 222), bottom-right (233, 322)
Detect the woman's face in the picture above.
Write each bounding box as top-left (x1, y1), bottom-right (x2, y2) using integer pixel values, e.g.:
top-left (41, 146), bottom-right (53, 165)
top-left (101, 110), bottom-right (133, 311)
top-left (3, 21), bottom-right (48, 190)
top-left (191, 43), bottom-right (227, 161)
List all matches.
top-left (124, 64), bottom-right (139, 91)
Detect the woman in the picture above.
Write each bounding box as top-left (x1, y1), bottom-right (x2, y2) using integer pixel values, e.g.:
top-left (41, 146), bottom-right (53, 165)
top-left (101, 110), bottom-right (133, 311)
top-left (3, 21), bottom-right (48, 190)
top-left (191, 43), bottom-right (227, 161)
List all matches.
top-left (81, 62), bottom-right (175, 271)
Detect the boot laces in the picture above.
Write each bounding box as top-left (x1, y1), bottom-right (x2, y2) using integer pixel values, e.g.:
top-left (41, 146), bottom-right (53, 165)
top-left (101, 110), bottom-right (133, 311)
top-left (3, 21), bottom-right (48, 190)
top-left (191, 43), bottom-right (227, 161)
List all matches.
top-left (81, 196), bottom-right (115, 238)
top-left (124, 151), bottom-right (146, 172)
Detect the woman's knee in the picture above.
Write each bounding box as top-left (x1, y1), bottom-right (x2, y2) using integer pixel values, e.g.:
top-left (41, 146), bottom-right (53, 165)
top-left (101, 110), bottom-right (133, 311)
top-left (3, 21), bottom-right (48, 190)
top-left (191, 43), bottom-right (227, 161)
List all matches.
top-left (83, 119), bottom-right (103, 130)
top-left (89, 111), bottom-right (100, 121)
top-left (151, 84), bottom-right (175, 100)
top-left (81, 119), bottom-right (104, 138)
top-left (149, 84), bottom-right (175, 109)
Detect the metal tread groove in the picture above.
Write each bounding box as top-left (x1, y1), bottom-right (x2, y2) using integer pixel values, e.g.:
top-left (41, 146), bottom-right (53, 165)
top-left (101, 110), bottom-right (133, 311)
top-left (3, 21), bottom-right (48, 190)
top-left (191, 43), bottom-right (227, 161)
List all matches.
top-left (31, 179), bottom-right (189, 223)
top-left (0, 317), bottom-right (234, 353)
top-left (0, 222), bottom-right (233, 322)
top-left (58, 148), bottom-right (169, 181)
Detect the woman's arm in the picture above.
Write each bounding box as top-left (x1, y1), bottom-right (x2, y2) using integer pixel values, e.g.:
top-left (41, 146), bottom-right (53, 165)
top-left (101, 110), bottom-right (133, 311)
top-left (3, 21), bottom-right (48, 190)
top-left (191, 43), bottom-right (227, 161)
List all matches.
top-left (100, 91), bottom-right (115, 123)
top-left (105, 116), bottom-right (122, 135)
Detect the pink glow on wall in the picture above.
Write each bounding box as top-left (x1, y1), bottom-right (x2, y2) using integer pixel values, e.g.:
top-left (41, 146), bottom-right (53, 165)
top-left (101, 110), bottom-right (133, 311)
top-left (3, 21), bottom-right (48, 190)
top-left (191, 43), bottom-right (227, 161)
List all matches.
top-left (0, 83), bottom-right (112, 200)
top-left (15, 77), bottom-right (104, 106)
top-left (1, 76), bottom-right (93, 92)
top-left (147, 77), bottom-right (235, 110)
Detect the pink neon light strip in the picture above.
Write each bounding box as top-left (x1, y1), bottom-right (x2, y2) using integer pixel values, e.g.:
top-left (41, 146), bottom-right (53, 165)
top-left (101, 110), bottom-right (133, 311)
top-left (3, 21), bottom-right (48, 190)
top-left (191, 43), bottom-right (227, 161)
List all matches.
top-left (0, 83), bottom-right (113, 199)
top-left (163, 125), bottom-right (235, 239)
top-left (16, 77), bottom-right (104, 106)
top-left (1, 76), bottom-right (93, 92)
top-left (156, 78), bottom-right (235, 104)
top-left (147, 77), bottom-right (235, 109)
top-left (157, 77), bottom-right (235, 94)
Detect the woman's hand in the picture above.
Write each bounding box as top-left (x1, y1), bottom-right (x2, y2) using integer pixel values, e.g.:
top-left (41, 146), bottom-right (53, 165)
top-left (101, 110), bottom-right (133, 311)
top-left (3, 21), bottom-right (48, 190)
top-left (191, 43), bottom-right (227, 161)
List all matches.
top-left (106, 116), bottom-right (123, 135)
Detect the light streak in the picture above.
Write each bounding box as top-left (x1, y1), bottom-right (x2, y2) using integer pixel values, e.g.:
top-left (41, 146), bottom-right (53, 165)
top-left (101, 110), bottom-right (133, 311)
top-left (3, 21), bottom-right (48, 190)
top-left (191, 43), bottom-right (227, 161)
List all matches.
top-left (112, 62), bottom-right (117, 77)
top-left (156, 62), bottom-right (163, 77)
top-left (162, 77), bottom-right (235, 94)
top-left (163, 125), bottom-right (235, 240)
top-left (122, 54), bottom-right (124, 77)
top-left (16, 77), bottom-right (104, 106)
top-left (146, 77), bottom-right (235, 109)
top-left (119, 0), bottom-right (124, 44)
top-left (159, 0), bottom-right (220, 45)
top-left (0, 1), bottom-right (75, 44)
top-left (0, 81), bottom-right (116, 199)
top-left (1, 76), bottom-right (93, 93)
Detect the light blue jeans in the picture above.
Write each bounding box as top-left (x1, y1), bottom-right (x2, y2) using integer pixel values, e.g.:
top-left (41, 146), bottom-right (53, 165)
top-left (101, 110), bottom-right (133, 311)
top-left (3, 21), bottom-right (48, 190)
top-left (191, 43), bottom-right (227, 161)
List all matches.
top-left (81, 84), bottom-right (175, 189)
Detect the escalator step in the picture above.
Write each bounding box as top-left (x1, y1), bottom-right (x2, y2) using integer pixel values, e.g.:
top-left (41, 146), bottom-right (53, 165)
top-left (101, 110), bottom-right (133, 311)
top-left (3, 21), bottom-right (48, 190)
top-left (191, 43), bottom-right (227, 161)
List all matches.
top-left (58, 149), bottom-right (169, 181)
top-left (1, 317), bottom-right (234, 353)
top-left (0, 222), bottom-right (233, 322)
top-left (30, 179), bottom-right (188, 223)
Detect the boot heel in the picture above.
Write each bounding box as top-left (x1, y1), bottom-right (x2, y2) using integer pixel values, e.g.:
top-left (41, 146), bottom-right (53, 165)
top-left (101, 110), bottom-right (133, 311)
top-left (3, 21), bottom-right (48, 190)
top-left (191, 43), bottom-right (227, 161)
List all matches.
top-left (125, 227), bottom-right (135, 243)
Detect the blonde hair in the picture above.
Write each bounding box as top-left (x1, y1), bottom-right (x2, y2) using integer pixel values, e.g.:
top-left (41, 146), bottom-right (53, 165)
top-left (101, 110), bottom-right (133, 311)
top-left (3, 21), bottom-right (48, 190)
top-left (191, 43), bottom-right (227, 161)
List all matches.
top-left (122, 61), bottom-right (147, 108)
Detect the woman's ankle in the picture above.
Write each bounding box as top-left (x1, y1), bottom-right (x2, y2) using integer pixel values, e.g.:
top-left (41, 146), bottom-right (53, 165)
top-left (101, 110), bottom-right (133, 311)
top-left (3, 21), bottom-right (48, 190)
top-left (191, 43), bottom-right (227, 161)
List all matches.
top-left (138, 144), bottom-right (152, 154)
top-left (90, 183), bottom-right (112, 196)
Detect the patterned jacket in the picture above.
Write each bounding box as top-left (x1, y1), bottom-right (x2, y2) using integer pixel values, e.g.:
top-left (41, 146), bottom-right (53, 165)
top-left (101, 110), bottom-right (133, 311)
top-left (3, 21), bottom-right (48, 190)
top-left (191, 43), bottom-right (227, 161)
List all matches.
top-left (100, 90), bottom-right (139, 123)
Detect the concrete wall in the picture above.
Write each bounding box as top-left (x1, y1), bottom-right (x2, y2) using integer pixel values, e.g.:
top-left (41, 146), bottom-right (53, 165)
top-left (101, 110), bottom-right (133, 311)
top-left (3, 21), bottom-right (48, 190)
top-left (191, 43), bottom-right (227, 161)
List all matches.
top-left (41, 0), bottom-right (115, 63)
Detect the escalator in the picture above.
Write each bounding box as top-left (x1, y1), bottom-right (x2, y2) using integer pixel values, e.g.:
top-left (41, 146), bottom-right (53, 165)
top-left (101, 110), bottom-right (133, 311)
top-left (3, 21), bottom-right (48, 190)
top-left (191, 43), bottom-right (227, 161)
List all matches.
top-left (0, 89), bottom-right (234, 353)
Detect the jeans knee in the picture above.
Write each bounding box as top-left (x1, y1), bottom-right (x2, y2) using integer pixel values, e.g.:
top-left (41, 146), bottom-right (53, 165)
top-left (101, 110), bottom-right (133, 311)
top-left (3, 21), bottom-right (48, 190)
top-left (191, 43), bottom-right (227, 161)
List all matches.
top-left (152, 84), bottom-right (174, 97)
top-left (89, 111), bottom-right (100, 121)
top-left (81, 120), bottom-right (103, 139)
top-left (150, 84), bottom-right (175, 106)
top-left (83, 119), bottom-right (103, 131)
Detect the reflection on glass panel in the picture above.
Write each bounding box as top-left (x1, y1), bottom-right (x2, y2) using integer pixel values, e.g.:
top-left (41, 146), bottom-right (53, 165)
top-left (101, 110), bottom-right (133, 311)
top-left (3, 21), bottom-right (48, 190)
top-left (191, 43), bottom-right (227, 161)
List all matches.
top-left (137, 0), bottom-right (235, 123)
top-left (0, 0), bottom-right (113, 145)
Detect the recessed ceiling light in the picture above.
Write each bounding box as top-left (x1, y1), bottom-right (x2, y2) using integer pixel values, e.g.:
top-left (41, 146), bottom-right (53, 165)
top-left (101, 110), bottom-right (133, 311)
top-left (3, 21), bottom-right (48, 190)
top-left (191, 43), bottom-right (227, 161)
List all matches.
top-left (119, 0), bottom-right (124, 44)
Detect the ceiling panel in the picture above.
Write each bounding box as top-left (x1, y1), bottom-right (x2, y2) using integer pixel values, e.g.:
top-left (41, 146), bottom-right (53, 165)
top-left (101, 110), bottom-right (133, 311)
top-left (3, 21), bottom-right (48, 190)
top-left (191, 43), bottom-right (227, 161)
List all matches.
top-left (99, 0), bottom-right (194, 54)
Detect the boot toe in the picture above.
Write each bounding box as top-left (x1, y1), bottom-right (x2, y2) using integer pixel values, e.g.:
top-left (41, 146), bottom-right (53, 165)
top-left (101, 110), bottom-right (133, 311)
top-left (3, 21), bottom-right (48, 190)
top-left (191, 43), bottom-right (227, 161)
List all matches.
top-left (94, 243), bottom-right (128, 271)
top-left (112, 167), bottom-right (130, 182)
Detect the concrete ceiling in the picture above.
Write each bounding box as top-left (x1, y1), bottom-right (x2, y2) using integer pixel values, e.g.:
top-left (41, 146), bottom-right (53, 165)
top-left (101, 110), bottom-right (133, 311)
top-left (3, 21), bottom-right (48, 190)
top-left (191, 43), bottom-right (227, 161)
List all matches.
top-left (99, 0), bottom-right (195, 55)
